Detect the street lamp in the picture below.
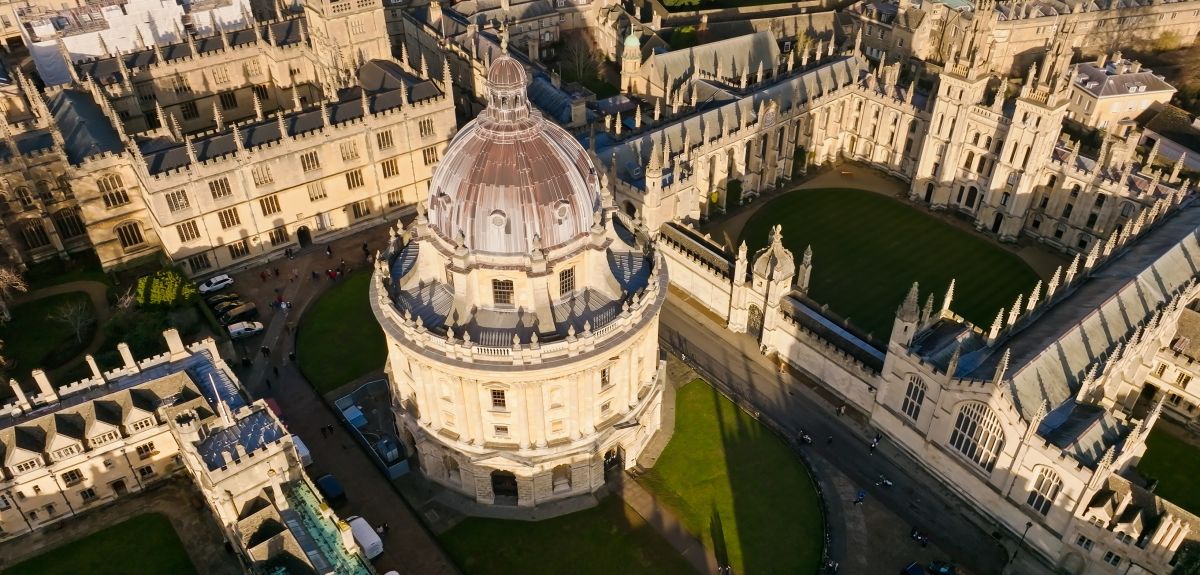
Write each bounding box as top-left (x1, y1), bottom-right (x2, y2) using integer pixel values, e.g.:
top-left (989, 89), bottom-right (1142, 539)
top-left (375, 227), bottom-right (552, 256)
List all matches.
top-left (1007, 521), bottom-right (1034, 569)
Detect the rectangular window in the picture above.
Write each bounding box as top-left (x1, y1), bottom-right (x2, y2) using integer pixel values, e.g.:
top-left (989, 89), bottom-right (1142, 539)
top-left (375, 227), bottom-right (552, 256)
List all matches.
top-left (422, 146), bottom-right (439, 166)
top-left (218, 207), bottom-right (241, 229)
top-left (260, 194), bottom-right (281, 216)
top-left (1062, 203), bottom-right (1074, 218)
top-left (307, 181), bottom-right (327, 201)
top-left (165, 189), bottom-right (189, 212)
top-left (219, 91), bottom-right (237, 110)
top-left (351, 199), bottom-right (372, 219)
top-left (176, 220), bottom-right (200, 243)
top-left (61, 469), bottom-right (83, 485)
top-left (600, 367), bottom-right (611, 388)
top-left (80, 488), bottom-right (96, 502)
top-left (171, 75), bottom-right (191, 94)
top-left (492, 279), bottom-right (513, 306)
top-left (209, 178), bottom-right (232, 200)
top-left (268, 227), bottom-right (289, 246)
top-left (387, 189), bottom-right (402, 207)
top-left (136, 442), bottom-right (155, 460)
top-left (300, 151), bottom-right (321, 172)
top-left (180, 101), bottom-right (199, 120)
top-left (340, 140), bottom-right (360, 161)
top-left (346, 169), bottom-right (365, 189)
top-left (212, 66), bottom-right (229, 84)
top-left (131, 418), bottom-right (154, 431)
top-left (559, 267), bottom-right (575, 295)
top-left (1076, 535), bottom-right (1094, 551)
top-left (187, 253), bottom-right (213, 273)
top-left (494, 425), bottom-right (509, 437)
top-left (382, 158), bottom-right (399, 178)
top-left (1039, 197), bottom-right (1049, 210)
top-left (491, 389), bottom-right (507, 409)
top-left (1103, 551), bottom-right (1121, 566)
top-left (1178, 373), bottom-right (1193, 387)
top-left (601, 401), bottom-right (611, 415)
top-left (419, 118), bottom-right (435, 137)
top-left (247, 60), bottom-right (262, 77)
top-left (137, 466), bottom-right (155, 478)
top-left (1155, 363), bottom-right (1167, 377)
top-left (0, 494), bottom-right (10, 510)
top-left (227, 239), bottom-right (251, 260)
top-left (377, 130), bottom-right (394, 150)
top-left (252, 165), bottom-right (273, 186)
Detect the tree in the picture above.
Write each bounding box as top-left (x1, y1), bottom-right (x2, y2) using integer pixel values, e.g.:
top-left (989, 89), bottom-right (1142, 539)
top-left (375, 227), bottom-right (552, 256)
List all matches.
top-left (0, 266), bottom-right (28, 322)
top-left (561, 32), bottom-right (600, 84)
top-left (49, 298), bottom-right (95, 344)
top-left (1174, 541), bottom-right (1200, 575)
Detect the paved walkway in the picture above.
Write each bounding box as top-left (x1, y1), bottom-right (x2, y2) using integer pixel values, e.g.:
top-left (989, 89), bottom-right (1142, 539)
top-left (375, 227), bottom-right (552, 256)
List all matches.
top-left (616, 472), bottom-right (719, 574)
top-left (659, 295), bottom-right (1055, 575)
top-left (702, 165), bottom-right (1067, 279)
top-left (217, 224), bottom-right (461, 575)
top-left (11, 280), bottom-right (112, 381)
top-left (0, 478), bottom-right (241, 574)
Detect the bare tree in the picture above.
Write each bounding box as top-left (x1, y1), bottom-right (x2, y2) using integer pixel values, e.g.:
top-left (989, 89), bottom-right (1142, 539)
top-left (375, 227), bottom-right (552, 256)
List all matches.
top-left (0, 266), bottom-right (28, 323)
top-left (49, 298), bottom-right (95, 344)
top-left (115, 286), bottom-right (137, 312)
top-left (561, 32), bottom-right (600, 83)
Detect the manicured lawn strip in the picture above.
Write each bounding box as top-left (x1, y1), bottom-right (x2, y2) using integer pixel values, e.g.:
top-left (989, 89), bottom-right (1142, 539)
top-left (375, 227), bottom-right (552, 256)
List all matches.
top-left (639, 380), bottom-right (824, 574)
top-left (296, 271), bottom-right (386, 393)
top-left (1136, 427), bottom-right (1200, 515)
top-left (1, 513), bottom-right (196, 575)
top-left (440, 496), bottom-right (694, 575)
top-left (739, 188), bottom-right (1039, 339)
top-left (0, 291), bottom-right (94, 379)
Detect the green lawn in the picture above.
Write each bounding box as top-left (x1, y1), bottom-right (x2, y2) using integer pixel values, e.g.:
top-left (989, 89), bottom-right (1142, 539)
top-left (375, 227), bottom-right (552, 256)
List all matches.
top-left (24, 252), bottom-right (113, 290)
top-left (1137, 427), bottom-right (1200, 515)
top-left (640, 380), bottom-right (824, 574)
top-left (739, 188), bottom-right (1040, 339)
top-left (0, 291), bottom-right (95, 380)
top-left (2, 513), bottom-right (195, 575)
top-left (297, 271), bottom-right (386, 393)
top-left (441, 496), bottom-right (694, 575)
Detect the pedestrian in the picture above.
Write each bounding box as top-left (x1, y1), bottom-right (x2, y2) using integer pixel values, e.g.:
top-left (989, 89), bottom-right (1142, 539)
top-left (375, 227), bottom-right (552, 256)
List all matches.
top-left (362, 241), bottom-right (369, 255)
top-left (265, 378), bottom-right (272, 389)
top-left (260, 270), bottom-right (268, 282)
top-left (261, 346), bottom-right (271, 357)
top-left (837, 404), bottom-right (846, 417)
top-left (285, 248), bottom-right (293, 260)
top-left (381, 522), bottom-right (390, 533)
top-left (869, 442), bottom-right (877, 455)
top-left (826, 435), bottom-right (833, 445)
top-left (311, 270), bottom-right (320, 281)
top-left (274, 267), bottom-right (280, 278)
top-left (853, 490), bottom-right (866, 505)
top-left (288, 351), bottom-right (296, 362)
top-left (272, 365), bottom-right (279, 377)
top-left (326, 245), bottom-right (333, 257)
top-left (375, 525), bottom-right (385, 535)
top-left (340, 258), bottom-right (345, 268)
top-left (274, 287), bottom-right (281, 295)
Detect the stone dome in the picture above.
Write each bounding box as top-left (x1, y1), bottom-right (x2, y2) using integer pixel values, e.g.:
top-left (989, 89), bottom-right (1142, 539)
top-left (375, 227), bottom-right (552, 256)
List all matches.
top-left (426, 55), bottom-right (601, 256)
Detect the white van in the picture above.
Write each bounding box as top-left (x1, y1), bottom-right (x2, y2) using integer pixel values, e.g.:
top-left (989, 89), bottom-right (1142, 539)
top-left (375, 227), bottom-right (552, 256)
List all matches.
top-left (292, 435), bottom-right (312, 467)
top-left (346, 516), bottom-right (383, 559)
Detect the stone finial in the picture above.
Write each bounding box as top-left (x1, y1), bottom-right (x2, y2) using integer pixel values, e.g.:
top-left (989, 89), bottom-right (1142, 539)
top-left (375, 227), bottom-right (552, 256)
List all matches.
top-left (1026, 280), bottom-right (1042, 312)
top-left (1064, 253), bottom-right (1080, 285)
top-left (898, 282), bottom-right (920, 322)
top-left (988, 308), bottom-right (1004, 343)
top-left (1006, 294), bottom-right (1023, 326)
top-left (942, 279), bottom-right (955, 312)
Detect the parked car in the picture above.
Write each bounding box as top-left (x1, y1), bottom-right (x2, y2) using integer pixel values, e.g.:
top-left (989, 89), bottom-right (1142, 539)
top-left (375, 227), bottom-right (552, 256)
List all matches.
top-left (198, 274), bottom-right (234, 294)
top-left (212, 301), bottom-right (246, 315)
top-left (926, 562), bottom-right (960, 575)
top-left (218, 303), bottom-right (258, 325)
top-left (346, 516), bottom-right (384, 559)
top-left (901, 563), bottom-right (928, 575)
top-left (206, 292), bottom-right (241, 306)
top-left (227, 321), bottom-right (264, 339)
top-left (316, 474), bottom-right (345, 504)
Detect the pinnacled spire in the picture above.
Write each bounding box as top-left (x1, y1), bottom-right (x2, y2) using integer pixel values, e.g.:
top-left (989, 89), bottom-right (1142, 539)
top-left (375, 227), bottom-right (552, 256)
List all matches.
top-left (442, 56), bottom-right (452, 89)
top-left (169, 113), bottom-right (183, 142)
top-left (946, 343), bottom-right (962, 377)
top-left (854, 25), bottom-right (863, 56)
top-left (420, 53), bottom-right (429, 79)
top-left (1007, 294), bottom-right (1023, 326)
top-left (739, 64), bottom-right (748, 90)
top-left (942, 279), bottom-right (955, 312)
top-left (1026, 280), bottom-right (1042, 312)
top-left (614, 110), bottom-right (623, 135)
top-left (135, 26), bottom-right (147, 50)
top-left (1046, 266), bottom-right (1062, 299)
top-left (653, 98), bottom-right (661, 121)
top-left (291, 85), bottom-right (302, 111)
top-left (252, 90), bottom-right (264, 121)
top-left (993, 348), bottom-right (1012, 384)
top-left (98, 34), bottom-right (111, 57)
top-left (319, 99), bottom-right (330, 128)
top-left (231, 122), bottom-right (244, 153)
top-left (786, 50), bottom-right (795, 73)
top-left (1084, 240), bottom-right (1101, 270)
top-left (634, 105), bottom-right (642, 129)
top-left (1064, 253), bottom-right (1080, 285)
top-left (755, 60), bottom-right (764, 85)
top-left (802, 42), bottom-right (811, 67)
top-left (898, 282), bottom-right (920, 322)
top-left (212, 100), bottom-right (224, 131)
top-left (921, 294), bottom-right (935, 325)
top-left (1101, 229), bottom-right (1118, 258)
top-left (266, 19), bottom-right (277, 45)
top-left (218, 22), bottom-right (229, 49)
top-left (906, 79), bottom-right (916, 105)
top-left (988, 307), bottom-right (1005, 343)
top-left (1130, 209), bottom-right (1148, 237)
top-left (1024, 400), bottom-right (1049, 441)
top-left (647, 137), bottom-right (662, 175)
top-left (1147, 137), bottom-right (1162, 166)
top-left (276, 111), bottom-right (287, 139)
top-left (184, 133), bottom-right (197, 163)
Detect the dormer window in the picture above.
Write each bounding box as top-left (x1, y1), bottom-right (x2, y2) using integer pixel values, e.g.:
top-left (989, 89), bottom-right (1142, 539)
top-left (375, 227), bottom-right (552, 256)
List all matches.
top-left (492, 279), bottom-right (514, 306)
top-left (14, 459), bottom-right (39, 473)
top-left (131, 418), bottom-right (155, 432)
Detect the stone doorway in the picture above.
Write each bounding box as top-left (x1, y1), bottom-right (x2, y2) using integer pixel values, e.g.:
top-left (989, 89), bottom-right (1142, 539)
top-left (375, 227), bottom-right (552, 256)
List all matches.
top-left (110, 479), bottom-right (128, 496)
top-left (491, 470), bottom-right (518, 505)
top-left (991, 213), bottom-right (1004, 234)
top-left (748, 304), bottom-right (764, 341)
top-left (297, 226), bottom-right (313, 248)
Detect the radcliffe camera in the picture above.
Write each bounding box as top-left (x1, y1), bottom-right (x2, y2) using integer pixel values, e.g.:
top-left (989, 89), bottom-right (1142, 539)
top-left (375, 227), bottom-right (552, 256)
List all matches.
top-left (0, 0), bottom-right (1197, 573)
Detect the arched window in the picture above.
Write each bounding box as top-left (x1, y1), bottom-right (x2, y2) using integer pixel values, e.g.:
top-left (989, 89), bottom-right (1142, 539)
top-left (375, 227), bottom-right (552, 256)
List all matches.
top-left (98, 174), bottom-right (129, 209)
top-left (14, 187), bottom-right (32, 208)
top-left (1046, 174), bottom-right (1057, 189)
top-left (53, 208), bottom-right (85, 239)
top-left (443, 456), bottom-right (461, 485)
top-left (1001, 192), bottom-right (1011, 206)
top-left (491, 279), bottom-right (513, 306)
top-left (20, 219), bottom-right (49, 249)
top-left (1070, 184), bottom-right (1082, 198)
top-left (551, 464), bottom-right (572, 493)
top-left (948, 401), bottom-right (1005, 472)
top-left (902, 375), bottom-right (926, 420)
top-left (1026, 467), bottom-right (1062, 515)
top-left (964, 152), bottom-right (975, 170)
top-left (114, 222), bottom-right (144, 250)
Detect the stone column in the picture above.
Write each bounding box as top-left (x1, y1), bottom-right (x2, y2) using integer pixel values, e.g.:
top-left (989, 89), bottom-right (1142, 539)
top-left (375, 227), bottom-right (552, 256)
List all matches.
top-left (526, 384), bottom-right (546, 447)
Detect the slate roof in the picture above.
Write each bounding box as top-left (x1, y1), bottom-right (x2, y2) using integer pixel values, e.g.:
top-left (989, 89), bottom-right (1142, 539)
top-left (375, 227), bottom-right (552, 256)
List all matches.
top-left (76, 18), bottom-right (306, 85)
top-left (963, 201), bottom-right (1200, 421)
top-left (1072, 61), bottom-right (1175, 99)
top-left (1141, 103), bottom-right (1200, 153)
top-left (1168, 304), bottom-right (1200, 360)
top-left (138, 59), bottom-right (441, 175)
top-left (639, 31), bottom-right (781, 94)
top-left (48, 88), bottom-right (124, 165)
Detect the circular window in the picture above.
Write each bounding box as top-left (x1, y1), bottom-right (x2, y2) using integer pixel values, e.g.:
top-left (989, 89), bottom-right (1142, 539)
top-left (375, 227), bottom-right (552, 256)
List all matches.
top-left (490, 210), bottom-right (507, 227)
top-left (554, 200), bottom-right (571, 222)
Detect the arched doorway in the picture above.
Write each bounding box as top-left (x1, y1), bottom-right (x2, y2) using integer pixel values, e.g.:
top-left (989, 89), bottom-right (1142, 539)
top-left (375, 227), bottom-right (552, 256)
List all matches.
top-left (603, 447), bottom-right (624, 474)
top-left (297, 226), bottom-right (313, 248)
top-left (551, 464), bottom-right (572, 494)
top-left (748, 304), bottom-right (764, 340)
top-left (965, 187), bottom-right (978, 208)
top-left (924, 183), bottom-right (934, 203)
top-left (991, 213), bottom-right (1004, 233)
top-left (491, 470), bottom-right (518, 502)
